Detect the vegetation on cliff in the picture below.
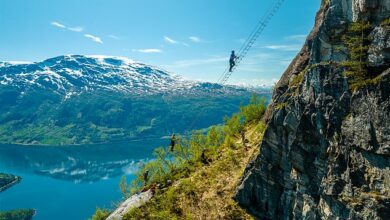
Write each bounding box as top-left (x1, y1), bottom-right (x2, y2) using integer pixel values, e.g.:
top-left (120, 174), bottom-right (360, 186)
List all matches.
top-left (341, 21), bottom-right (383, 91)
top-left (92, 95), bottom-right (267, 219)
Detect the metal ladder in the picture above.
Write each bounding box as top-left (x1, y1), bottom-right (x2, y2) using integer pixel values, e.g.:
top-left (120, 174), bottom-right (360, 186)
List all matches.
top-left (186, 0), bottom-right (286, 131)
top-left (218, 0), bottom-right (285, 85)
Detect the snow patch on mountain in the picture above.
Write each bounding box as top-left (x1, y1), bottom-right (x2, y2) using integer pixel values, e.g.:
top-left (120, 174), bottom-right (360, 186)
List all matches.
top-left (0, 55), bottom-right (251, 97)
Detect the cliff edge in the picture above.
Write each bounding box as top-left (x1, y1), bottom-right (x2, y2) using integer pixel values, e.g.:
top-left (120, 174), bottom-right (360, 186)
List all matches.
top-left (235, 0), bottom-right (390, 219)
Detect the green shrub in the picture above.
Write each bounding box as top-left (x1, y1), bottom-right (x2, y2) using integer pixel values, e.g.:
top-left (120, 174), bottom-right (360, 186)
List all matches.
top-left (0, 209), bottom-right (35, 220)
top-left (380, 18), bottom-right (390, 26)
top-left (140, 147), bottom-right (175, 186)
top-left (206, 126), bottom-right (224, 148)
top-left (119, 175), bottom-right (130, 198)
top-left (289, 66), bottom-right (309, 88)
top-left (187, 131), bottom-right (208, 160)
top-left (255, 122), bottom-right (266, 134)
top-left (129, 148), bottom-right (172, 194)
top-left (91, 208), bottom-right (110, 220)
top-left (239, 94), bottom-right (267, 124)
top-left (117, 95), bottom-right (269, 219)
top-left (349, 75), bottom-right (382, 91)
top-left (341, 21), bottom-right (375, 91)
top-left (223, 136), bottom-right (237, 149)
top-left (124, 207), bottom-right (143, 219)
top-left (290, 72), bottom-right (305, 87)
top-left (176, 179), bottom-right (198, 197)
top-left (226, 148), bottom-right (239, 165)
top-left (224, 114), bottom-right (243, 137)
top-left (275, 102), bottom-right (288, 110)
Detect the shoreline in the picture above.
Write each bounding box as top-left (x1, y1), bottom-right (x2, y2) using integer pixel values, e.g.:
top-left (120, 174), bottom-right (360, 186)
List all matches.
top-left (0, 135), bottom-right (171, 147)
top-left (0, 176), bottom-right (21, 193)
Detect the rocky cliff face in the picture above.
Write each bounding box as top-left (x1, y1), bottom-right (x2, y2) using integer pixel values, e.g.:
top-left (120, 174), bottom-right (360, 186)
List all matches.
top-left (235, 0), bottom-right (390, 219)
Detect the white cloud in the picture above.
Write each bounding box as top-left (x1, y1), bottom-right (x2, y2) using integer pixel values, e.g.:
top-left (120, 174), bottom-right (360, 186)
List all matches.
top-left (263, 44), bottom-right (302, 51)
top-left (68, 26), bottom-right (84, 32)
top-left (51, 21), bottom-right (66, 29)
top-left (50, 21), bottom-right (107, 45)
top-left (285, 34), bottom-right (307, 42)
top-left (189, 36), bottom-right (201, 43)
top-left (51, 21), bottom-right (83, 32)
top-left (84, 34), bottom-right (103, 44)
top-left (164, 36), bottom-right (178, 44)
top-left (133, 49), bottom-right (162, 53)
top-left (164, 56), bottom-right (228, 68)
top-left (109, 35), bottom-right (120, 40)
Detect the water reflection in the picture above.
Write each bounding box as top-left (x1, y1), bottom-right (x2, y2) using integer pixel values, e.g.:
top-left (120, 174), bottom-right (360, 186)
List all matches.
top-left (0, 139), bottom-right (166, 183)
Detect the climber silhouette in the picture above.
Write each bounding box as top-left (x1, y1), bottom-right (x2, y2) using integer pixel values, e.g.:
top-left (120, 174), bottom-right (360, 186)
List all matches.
top-left (229, 50), bottom-right (239, 72)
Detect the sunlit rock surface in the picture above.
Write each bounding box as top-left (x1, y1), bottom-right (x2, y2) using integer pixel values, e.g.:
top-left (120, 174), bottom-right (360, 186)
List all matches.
top-left (235, 0), bottom-right (390, 219)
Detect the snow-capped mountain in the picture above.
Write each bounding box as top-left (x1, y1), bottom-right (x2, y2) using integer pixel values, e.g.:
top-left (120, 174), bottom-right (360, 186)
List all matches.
top-left (0, 55), bottom-right (245, 97)
top-left (0, 55), bottom-right (271, 145)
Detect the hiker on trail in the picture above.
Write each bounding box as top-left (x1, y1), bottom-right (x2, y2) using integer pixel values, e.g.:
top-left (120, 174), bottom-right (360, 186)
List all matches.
top-left (229, 50), bottom-right (239, 72)
top-left (169, 134), bottom-right (176, 152)
top-left (201, 149), bottom-right (209, 165)
top-left (241, 130), bottom-right (246, 145)
top-left (143, 170), bottom-right (149, 186)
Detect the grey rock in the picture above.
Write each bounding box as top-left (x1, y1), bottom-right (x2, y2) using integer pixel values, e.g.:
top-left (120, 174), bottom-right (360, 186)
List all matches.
top-left (235, 0), bottom-right (390, 219)
top-left (368, 26), bottom-right (390, 67)
top-left (106, 190), bottom-right (153, 220)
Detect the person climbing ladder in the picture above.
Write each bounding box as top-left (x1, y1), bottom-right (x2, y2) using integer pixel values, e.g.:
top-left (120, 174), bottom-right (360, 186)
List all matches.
top-left (229, 50), bottom-right (239, 72)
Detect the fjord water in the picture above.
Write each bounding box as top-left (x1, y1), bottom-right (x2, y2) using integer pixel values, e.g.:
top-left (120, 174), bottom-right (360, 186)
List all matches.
top-left (0, 138), bottom-right (167, 220)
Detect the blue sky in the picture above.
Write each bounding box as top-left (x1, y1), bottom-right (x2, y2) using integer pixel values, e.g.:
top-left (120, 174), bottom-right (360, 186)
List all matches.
top-left (0, 0), bottom-right (320, 86)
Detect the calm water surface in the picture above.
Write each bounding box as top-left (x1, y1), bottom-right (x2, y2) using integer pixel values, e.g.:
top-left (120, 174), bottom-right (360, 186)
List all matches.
top-left (0, 138), bottom-right (167, 220)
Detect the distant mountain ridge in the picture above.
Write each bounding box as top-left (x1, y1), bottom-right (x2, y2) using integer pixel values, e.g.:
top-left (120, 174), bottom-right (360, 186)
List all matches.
top-left (0, 55), bottom-right (271, 145)
top-left (0, 55), bottom-right (263, 97)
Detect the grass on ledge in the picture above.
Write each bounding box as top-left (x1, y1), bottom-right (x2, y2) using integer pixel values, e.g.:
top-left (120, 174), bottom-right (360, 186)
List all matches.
top-left (123, 122), bottom-right (264, 220)
top-left (91, 95), bottom-right (267, 220)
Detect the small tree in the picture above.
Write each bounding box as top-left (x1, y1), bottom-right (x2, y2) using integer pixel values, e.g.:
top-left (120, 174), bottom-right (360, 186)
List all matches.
top-left (240, 94), bottom-right (267, 124)
top-left (342, 21), bottom-right (372, 87)
top-left (91, 208), bottom-right (110, 220)
top-left (207, 126), bottom-right (224, 148)
top-left (119, 175), bottom-right (129, 198)
top-left (224, 113), bottom-right (244, 137)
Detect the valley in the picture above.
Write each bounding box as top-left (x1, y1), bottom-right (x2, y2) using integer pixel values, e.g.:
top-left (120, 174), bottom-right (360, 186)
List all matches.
top-left (0, 55), bottom-right (271, 145)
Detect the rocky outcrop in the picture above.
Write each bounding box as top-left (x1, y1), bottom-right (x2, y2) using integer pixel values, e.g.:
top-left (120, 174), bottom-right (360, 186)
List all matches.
top-left (106, 190), bottom-right (153, 220)
top-left (0, 173), bottom-right (21, 192)
top-left (235, 0), bottom-right (390, 219)
top-left (368, 26), bottom-right (390, 67)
